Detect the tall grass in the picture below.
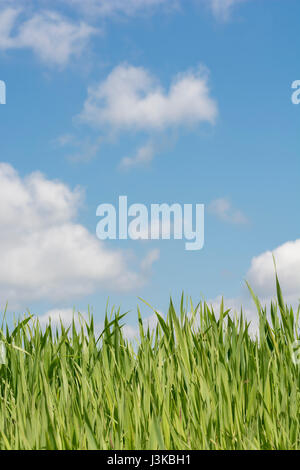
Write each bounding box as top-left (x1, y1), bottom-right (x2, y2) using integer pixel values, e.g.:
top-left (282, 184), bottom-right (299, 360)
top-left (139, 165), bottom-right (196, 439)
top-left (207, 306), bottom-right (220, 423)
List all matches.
top-left (0, 276), bottom-right (299, 450)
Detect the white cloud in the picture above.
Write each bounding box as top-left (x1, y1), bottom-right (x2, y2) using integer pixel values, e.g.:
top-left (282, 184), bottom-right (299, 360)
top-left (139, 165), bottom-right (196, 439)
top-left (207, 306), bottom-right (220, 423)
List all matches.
top-left (56, 0), bottom-right (246, 20)
top-left (119, 133), bottom-right (174, 170)
top-left (80, 63), bottom-right (218, 132)
top-left (62, 0), bottom-right (176, 17)
top-left (140, 249), bottom-right (160, 271)
top-left (208, 198), bottom-right (249, 225)
top-left (56, 134), bottom-right (102, 162)
top-left (0, 162), bottom-right (82, 233)
top-left (0, 0), bottom-right (249, 69)
top-left (0, 7), bottom-right (19, 49)
top-left (38, 308), bottom-right (88, 328)
top-left (0, 8), bottom-right (96, 65)
top-left (0, 162), bottom-right (148, 307)
top-left (38, 307), bottom-right (105, 338)
top-left (120, 141), bottom-right (156, 169)
top-left (206, 239), bottom-right (300, 335)
top-left (247, 239), bottom-right (300, 305)
top-left (207, 0), bottom-right (247, 20)
top-left (79, 63), bottom-right (217, 167)
top-left (2, 1), bottom-right (247, 22)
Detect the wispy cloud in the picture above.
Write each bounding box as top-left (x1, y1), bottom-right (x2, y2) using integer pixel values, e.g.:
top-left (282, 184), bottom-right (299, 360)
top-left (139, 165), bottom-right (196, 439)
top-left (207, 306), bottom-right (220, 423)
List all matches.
top-left (140, 248), bottom-right (160, 271)
top-left (207, 0), bottom-right (247, 20)
top-left (208, 198), bottom-right (249, 225)
top-left (0, 0), bottom-right (248, 67)
top-left (55, 134), bottom-right (102, 162)
top-left (119, 141), bottom-right (156, 169)
top-left (0, 8), bottom-right (97, 66)
top-left (61, 0), bottom-right (177, 17)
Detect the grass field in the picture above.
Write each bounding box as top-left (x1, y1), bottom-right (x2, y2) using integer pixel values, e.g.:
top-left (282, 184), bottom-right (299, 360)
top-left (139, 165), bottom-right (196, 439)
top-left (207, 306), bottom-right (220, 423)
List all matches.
top-left (0, 276), bottom-right (299, 450)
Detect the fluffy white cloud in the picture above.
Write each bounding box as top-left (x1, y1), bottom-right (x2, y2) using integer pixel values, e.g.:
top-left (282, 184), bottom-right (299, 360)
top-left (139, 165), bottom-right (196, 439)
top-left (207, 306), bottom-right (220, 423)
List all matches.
top-left (80, 64), bottom-right (218, 131)
top-left (207, 239), bottom-right (300, 334)
top-left (0, 8), bottom-right (96, 65)
top-left (0, 162), bottom-right (154, 307)
top-left (208, 198), bottom-right (249, 225)
top-left (247, 239), bottom-right (300, 304)
top-left (79, 63), bottom-right (217, 166)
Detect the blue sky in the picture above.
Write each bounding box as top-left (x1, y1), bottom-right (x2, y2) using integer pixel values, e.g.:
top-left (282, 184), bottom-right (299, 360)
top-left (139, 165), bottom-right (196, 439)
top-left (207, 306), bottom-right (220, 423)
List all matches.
top-left (0, 0), bottom-right (299, 334)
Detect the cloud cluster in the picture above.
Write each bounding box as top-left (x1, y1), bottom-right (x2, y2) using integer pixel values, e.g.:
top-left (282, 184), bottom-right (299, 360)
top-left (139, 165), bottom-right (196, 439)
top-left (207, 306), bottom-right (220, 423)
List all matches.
top-left (0, 7), bottom-right (96, 65)
top-left (0, 163), bottom-right (158, 307)
top-left (0, 0), bottom-right (249, 67)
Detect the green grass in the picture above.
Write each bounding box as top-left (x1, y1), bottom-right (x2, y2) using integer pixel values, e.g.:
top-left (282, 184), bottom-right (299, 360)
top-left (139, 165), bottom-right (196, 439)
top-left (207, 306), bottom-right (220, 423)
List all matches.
top-left (0, 276), bottom-right (299, 450)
